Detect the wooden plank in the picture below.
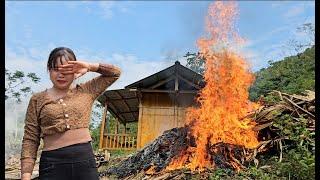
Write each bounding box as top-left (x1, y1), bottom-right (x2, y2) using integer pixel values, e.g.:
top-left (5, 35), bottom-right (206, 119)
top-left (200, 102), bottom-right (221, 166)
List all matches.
top-left (176, 74), bottom-right (201, 90)
top-left (121, 135), bottom-right (124, 148)
top-left (99, 103), bottom-right (108, 150)
top-left (124, 136), bottom-right (127, 148)
top-left (128, 136), bottom-right (131, 148)
top-left (150, 76), bottom-right (175, 89)
top-left (108, 97), bottom-right (137, 101)
top-left (137, 103), bottom-right (143, 149)
top-left (119, 135), bottom-right (122, 148)
top-left (175, 74), bottom-right (179, 91)
top-left (119, 111), bottom-right (139, 114)
top-left (140, 89), bottom-right (198, 94)
top-left (132, 136), bottom-right (136, 148)
top-left (117, 135), bottom-right (119, 148)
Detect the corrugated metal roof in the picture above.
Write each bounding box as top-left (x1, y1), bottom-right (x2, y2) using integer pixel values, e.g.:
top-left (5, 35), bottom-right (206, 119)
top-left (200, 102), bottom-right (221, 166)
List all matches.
top-left (97, 89), bottom-right (139, 124)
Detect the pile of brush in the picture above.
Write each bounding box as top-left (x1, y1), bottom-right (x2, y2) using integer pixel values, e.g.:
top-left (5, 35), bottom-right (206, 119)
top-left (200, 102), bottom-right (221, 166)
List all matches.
top-left (251, 90), bottom-right (315, 162)
top-left (99, 90), bottom-right (315, 179)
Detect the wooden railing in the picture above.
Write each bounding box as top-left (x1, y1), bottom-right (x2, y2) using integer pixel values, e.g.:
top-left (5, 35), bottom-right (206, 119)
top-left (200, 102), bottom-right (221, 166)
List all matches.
top-left (103, 133), bottom-right (137, 150)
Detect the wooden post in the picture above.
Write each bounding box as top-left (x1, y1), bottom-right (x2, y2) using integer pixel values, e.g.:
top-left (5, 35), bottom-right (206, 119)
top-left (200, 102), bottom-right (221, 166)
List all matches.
top-left (137, 91), bottom-right (143, 149)
top-left (99, 101), bottom-right (108, 150)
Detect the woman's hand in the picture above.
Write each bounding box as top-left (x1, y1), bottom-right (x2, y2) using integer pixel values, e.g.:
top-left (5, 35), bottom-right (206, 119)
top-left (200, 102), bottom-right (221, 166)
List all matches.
top-left (58, 61), bottom-right (93, 79)
top-left (21, 173), bottom-right (31, 180)
top-left (68, 61), bottom-right (91, 79)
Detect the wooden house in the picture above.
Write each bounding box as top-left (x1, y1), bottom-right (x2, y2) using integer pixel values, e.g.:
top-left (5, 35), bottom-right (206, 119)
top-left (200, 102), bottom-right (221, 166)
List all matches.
top-left (97, 61), bottom-right (204, 151)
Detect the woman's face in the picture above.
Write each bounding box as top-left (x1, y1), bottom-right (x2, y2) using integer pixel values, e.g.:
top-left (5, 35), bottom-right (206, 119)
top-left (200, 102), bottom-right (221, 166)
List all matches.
top-left (49, 56), bottom-right (75, 90)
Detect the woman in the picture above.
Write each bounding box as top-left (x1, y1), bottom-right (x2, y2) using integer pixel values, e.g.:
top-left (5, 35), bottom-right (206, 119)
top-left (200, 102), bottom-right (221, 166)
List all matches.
top-left (20, 47), bottom-right (121, 180)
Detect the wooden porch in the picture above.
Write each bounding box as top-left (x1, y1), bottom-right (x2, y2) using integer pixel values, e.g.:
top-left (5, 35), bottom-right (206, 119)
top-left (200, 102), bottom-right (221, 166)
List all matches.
top-left (102, 133), bottom-right (137, 150)
top-left (98, 90), bottom-right (139, 151)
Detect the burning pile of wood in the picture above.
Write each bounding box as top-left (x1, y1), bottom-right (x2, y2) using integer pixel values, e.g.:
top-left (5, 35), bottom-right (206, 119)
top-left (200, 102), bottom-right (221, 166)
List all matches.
top-left (100, 126), bottom-right (257, 179)
top-left (99, 90), bottom-right (315, 179)
top-left (100, 127), bottom-right (189, 178)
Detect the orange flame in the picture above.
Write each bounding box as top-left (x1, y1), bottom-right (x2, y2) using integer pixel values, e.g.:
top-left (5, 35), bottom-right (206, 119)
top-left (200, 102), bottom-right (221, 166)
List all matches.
top-left (167, 1), bottom-right (259, 171)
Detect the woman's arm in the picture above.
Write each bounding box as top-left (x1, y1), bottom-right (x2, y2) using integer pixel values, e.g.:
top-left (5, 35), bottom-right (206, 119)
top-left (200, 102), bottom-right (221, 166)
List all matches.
top-left (20, 95), bottom-right (41, 179)
top-left (82, 63), bottom-right (121, 98)
top-left (58, 61), bottom-right (121, 98)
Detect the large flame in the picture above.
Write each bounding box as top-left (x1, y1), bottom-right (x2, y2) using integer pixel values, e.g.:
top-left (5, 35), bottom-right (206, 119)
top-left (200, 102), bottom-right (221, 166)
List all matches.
top-left (167, 1), bottom-right (259, 171)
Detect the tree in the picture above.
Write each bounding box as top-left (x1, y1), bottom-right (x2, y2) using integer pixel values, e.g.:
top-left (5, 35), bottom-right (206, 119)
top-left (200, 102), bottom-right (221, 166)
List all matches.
top-left (89, 101), bottom-right (104, 151)
top-left (5, 68), bottom-right (41, 103)
top-left (282, 23), bottom-right (315, 57)
top-left (185, 52), bottom-right (206, 75)
top-left (249, 46), bottom-right (315, 101)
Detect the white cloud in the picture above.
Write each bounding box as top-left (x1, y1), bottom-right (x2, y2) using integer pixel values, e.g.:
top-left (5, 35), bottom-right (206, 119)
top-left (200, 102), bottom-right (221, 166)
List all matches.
top-left (271, 1), bottom-right (290, 8)
top-left (97, 1), bottom-right (132, 20)
top-left (105, 53), bottom-right (173, 90)
top-left (99, 1), bottom-right (115, 20)
top-left (284, 4), bottom-right (305, 18)
top-left (245, 26), bottom-right (289, 48)
top-left (62, 1), bottom-right (130, 20)
top-left (6, 42), bottom-right (178, 93)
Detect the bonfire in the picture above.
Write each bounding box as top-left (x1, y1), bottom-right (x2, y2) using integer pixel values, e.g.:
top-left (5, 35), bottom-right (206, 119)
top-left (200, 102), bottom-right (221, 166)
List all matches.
top-left (97, 1), bottom-right (315, 179)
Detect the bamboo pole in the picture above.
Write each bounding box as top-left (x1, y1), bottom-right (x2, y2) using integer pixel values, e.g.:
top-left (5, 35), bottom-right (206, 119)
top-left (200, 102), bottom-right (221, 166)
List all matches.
top-left (99, 102), bottom-right (108, 150)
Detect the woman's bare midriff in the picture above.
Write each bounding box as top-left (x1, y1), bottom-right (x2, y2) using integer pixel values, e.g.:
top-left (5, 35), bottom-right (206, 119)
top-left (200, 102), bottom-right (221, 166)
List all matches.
top-left (42, 128), bottom-right (92, 151)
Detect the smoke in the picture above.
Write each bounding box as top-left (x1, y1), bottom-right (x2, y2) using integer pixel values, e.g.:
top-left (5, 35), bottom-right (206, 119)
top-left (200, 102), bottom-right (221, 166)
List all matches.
top-left (5, 98), bottom-right (30, 160)
top-left (160, 2), bottom-right (209, 66)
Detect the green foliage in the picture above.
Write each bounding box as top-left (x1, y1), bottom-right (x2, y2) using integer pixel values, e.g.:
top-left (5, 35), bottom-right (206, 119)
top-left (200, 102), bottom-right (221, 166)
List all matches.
top-left (272, 147), bottom-right (315, 180)
top-left (5, 68), bottom-right (41, 102)
top-left (209, 168), bottom-right (232, 180)
top-left (250, 46), bottom-right (315, 101)
top-left (185, 52), bottom-right (205, 75)
top-left (90, 121), bottom-right (101, 152)
top-left (273, 115), bottom-right (314, 148)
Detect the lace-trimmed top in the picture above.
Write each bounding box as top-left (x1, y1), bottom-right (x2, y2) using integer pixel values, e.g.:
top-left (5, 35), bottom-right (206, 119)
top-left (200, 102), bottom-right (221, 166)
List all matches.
top-left (20, 63), bottom-right (121, 174)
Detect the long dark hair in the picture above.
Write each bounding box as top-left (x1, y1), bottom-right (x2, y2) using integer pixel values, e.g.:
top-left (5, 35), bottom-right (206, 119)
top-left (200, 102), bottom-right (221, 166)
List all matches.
top-left (47, 47), bottom-right (77, 71)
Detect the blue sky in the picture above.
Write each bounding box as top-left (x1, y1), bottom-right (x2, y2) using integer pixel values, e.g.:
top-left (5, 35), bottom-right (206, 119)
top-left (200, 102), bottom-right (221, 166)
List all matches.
top-left (5, 1), bottom-right (315, 92)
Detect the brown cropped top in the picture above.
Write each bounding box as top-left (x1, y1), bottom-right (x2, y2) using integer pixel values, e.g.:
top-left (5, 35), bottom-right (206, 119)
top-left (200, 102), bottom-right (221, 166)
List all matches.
top-left (20, 63), bottom-right (121, 174)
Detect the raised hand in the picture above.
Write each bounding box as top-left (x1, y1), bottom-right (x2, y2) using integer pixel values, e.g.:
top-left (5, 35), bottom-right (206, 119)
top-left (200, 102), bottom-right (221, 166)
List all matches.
top-left (58, 61), bottom-right (91, 79)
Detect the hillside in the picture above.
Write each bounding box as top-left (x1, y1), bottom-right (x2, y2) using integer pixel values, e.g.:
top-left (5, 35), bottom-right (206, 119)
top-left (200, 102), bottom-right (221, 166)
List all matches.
top-left (250, 46), bottom-right (315, 101)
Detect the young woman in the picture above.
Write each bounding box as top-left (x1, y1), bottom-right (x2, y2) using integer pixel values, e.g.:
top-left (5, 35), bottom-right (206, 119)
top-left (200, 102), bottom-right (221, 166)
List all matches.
top-left (20, 47), bottom-right (121, 180)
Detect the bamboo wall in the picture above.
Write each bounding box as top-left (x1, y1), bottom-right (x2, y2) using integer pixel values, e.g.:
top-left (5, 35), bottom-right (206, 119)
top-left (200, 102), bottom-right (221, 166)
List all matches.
top-left (137, 93), bottom-right (196, 149)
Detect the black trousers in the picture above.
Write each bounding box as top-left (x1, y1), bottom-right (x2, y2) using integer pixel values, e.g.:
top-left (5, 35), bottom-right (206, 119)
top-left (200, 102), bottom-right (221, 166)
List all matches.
top-left (39, 142), bottom-right (99, 180)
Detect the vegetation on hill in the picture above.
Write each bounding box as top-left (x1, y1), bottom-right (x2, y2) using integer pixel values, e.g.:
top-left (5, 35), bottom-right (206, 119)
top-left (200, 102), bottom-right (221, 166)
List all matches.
top-left (249, 46), bottom-right (315, 101)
